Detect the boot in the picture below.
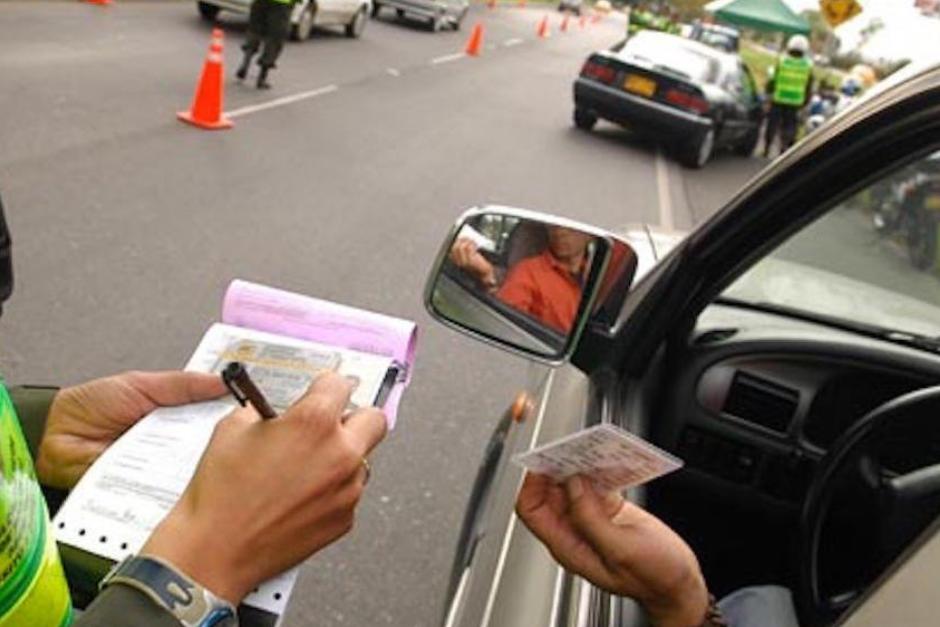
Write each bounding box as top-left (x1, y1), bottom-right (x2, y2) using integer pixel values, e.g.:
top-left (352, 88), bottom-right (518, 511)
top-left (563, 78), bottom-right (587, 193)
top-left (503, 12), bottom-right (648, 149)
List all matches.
top-left (235, 52), bottom-right (253, 81)
top-left (256, 67), bottom-right (272, 90)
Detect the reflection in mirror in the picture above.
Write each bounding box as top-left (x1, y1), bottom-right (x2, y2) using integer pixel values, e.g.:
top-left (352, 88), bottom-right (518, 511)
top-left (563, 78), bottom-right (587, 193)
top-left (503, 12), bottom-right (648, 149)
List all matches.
top-left (430, 211), bottom-right (611, 359)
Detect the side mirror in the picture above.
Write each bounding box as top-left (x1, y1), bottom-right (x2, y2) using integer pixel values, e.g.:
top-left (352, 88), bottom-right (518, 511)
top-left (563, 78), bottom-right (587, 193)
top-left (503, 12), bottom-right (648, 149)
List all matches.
top-left (424, 206), bottom-right (638, 363)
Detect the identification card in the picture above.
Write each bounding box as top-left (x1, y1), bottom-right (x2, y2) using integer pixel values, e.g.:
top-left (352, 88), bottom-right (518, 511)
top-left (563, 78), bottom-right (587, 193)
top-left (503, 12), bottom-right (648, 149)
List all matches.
top-left (512, 424), bottom-right (683, 492)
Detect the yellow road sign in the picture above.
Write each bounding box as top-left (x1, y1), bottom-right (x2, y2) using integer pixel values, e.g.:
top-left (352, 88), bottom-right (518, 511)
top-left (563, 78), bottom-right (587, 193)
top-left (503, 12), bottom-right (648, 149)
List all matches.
top-left (820, 0), bottom-right (863, 27)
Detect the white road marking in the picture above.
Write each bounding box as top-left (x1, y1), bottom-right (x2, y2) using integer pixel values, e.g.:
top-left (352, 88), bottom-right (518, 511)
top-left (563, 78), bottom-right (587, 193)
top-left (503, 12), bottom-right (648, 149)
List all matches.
top-left (431, 52), bottom-right (466, 65)
top-left (503, 37), bottom-right (524, 47)
top-left (386, 68), bottom-right (401, 77)
top-left (655, 148), bottom-right (674, 230)
top-left (226, 84), bottom-right (339, 118)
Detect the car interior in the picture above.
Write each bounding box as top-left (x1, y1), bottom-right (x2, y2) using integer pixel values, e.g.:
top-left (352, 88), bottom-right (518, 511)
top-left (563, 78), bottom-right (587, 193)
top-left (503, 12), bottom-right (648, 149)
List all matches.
top-left (631, 144), bottom-right (940, 626)
top-left (441, 218), bottom-right (569, 349)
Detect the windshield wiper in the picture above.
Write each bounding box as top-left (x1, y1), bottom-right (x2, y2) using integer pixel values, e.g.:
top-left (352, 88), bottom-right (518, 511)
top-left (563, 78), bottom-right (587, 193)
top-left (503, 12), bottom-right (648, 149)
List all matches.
top-left (714, 297), bottom-right (940, 354)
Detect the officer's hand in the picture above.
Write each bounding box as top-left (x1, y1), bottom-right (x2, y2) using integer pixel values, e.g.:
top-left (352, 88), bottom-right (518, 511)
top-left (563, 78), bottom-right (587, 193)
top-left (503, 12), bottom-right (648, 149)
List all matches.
top-left (36, 371), bottom-right (226, 489)
top-left (516, 473), bottom-right (708, 627)
top-left (142, 372), bottom-right (387, 605)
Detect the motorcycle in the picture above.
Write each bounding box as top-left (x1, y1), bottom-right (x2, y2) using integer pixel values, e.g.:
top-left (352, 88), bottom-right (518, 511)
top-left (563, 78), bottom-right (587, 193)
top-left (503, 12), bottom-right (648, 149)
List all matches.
top-left (872, 155), bottom-right (940, 271)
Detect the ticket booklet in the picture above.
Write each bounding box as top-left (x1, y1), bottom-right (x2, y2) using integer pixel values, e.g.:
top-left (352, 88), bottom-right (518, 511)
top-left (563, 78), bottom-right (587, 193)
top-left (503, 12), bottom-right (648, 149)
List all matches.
top-left (52, 280), bottom-right (417, 626)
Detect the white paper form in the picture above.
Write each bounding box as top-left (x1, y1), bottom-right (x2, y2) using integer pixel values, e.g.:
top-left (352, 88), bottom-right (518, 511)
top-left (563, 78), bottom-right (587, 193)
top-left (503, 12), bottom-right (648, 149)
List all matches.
top-left (513, 425), bottom-right (683, 493)
top-left (53, 323), bottom-right (393, 618)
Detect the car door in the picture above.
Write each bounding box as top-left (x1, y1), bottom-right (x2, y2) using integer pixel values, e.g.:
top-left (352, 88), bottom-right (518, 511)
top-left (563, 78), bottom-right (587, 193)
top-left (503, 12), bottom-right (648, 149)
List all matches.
top-left (715, 62), bottom-right (755, 144)
top-left (439, 63), bottom-right (940, 627)
top-left (580, 65), bottom-right (940, 627)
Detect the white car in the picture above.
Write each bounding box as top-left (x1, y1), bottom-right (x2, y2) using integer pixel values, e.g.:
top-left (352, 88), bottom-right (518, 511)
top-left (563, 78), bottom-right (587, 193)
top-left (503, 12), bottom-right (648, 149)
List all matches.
top-left (197, 0), bottom-right (370, 40)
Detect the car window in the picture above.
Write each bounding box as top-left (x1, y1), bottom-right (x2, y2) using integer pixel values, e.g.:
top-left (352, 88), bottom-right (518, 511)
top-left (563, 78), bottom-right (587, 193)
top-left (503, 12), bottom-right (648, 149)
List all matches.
top-left (721, 148), bottom-right (940, 345)
top-left (698, 30), bottom-right (734, 52)
top-left (618, 32), bottom-right (720, 84)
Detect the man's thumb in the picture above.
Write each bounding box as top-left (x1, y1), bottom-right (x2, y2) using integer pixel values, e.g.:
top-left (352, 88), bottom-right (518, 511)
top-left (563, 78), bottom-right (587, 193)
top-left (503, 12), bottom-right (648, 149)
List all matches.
top-left (565, 476), bottom-right (625, 557)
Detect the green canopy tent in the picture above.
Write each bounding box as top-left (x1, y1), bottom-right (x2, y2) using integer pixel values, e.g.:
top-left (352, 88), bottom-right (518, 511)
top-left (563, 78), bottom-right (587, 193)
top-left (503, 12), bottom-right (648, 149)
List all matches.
top-left (706, 0), bottom-right (811, 35)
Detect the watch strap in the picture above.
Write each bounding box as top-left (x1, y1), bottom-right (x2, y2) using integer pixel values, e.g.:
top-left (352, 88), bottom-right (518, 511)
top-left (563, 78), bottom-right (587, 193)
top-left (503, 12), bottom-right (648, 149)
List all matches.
top-left (101, 555), bottom-right (238, 627)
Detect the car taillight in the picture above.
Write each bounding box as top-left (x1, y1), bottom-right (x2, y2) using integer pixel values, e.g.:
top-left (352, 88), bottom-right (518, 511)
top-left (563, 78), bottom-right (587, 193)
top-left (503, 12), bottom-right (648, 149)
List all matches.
top-left (664, 88), bottom-right (709, 114)
top-left (581, 61), bottom-right (616, 85)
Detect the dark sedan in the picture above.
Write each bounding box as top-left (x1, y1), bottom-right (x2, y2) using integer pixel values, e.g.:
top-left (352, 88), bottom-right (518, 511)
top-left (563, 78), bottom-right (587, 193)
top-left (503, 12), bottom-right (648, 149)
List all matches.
top-left (573, 30), bottom-right (763, 168)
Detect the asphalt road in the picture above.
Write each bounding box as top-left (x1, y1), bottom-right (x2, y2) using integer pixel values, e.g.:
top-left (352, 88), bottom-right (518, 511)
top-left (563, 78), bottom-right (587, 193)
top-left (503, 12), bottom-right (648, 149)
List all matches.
top-left (0, 3), bottom-right (764, 625)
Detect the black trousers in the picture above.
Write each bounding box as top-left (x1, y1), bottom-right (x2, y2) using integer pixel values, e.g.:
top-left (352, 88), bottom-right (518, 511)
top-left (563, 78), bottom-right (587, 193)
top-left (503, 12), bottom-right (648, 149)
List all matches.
top-left (242, 0), bottom-right (292, 69)
top-left (763, 104), bottom-right (800, 156)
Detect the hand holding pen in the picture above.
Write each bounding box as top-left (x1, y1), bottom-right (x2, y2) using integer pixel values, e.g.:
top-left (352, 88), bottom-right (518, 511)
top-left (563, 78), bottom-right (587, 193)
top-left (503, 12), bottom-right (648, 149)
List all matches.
top-left (221, 362), bottom-right (277, 419)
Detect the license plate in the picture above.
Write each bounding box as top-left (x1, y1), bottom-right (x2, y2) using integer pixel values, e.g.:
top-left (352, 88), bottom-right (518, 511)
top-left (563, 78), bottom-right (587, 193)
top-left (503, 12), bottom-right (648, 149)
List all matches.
top-left (624, 74), bottom-right (656, 97)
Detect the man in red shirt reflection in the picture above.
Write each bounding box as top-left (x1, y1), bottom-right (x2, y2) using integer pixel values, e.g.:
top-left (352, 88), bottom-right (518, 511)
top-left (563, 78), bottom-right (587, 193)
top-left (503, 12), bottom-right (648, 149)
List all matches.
top-left (450, 226), bottom-right (592, 334)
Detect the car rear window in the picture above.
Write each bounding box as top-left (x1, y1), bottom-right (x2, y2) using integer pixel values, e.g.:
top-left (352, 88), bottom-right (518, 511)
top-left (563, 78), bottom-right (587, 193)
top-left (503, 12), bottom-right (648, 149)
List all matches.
top-left (617, 33), bottom-right (720, 84)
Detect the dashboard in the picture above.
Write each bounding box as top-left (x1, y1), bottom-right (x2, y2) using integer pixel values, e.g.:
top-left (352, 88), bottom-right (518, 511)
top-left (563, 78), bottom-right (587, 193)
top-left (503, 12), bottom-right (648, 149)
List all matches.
top-left (655, 304), bottom-right (940, 505)
top-left (644, 304), bottom-right (940, 596)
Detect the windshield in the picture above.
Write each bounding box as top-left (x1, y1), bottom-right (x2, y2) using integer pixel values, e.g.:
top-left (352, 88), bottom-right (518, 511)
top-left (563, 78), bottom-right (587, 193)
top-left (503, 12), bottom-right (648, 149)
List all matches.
top-left (722, 149), bottom-right (940, 344)
top-left (618, 32), bottom-right (720, 83)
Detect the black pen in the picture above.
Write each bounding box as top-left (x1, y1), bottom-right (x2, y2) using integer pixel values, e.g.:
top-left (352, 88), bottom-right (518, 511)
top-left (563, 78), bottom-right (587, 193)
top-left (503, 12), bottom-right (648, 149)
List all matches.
top-left (221, 362), bottom-right (277, 420)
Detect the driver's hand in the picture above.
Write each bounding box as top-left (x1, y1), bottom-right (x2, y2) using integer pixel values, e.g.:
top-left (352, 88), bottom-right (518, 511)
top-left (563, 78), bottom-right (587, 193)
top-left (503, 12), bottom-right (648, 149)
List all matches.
top-left (516, 473), bottom-right (709, 627)
top-left (142, 372), bottom-right (387, 605)
top-left (36, 371), bottom-right (227, 489)
top-left (449, 237), bottom-right (498, 290)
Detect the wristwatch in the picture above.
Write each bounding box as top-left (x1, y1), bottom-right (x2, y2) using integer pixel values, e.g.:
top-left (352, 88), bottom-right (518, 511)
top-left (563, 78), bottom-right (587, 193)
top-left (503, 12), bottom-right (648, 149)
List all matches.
top-left (100, 555), bottom-right (238, 627)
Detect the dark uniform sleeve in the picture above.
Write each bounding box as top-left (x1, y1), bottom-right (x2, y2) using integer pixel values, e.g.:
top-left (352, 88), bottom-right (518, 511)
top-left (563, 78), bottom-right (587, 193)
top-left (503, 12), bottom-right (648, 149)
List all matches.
top-left (74, 584), bottom-right (182, 627)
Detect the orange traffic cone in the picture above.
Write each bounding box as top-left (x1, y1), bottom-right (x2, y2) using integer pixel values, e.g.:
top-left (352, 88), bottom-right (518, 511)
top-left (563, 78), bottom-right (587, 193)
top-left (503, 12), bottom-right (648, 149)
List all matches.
top-left (465, 23), bottom-right (484, 56)
top-left (177, 28), bottom-right (233, 130)
top-left (561, 14), bottom-right (569, 32)
top-left (83, 0), bottom-right (113, 5)
top-left (536, 15), bottom-right (550, 38)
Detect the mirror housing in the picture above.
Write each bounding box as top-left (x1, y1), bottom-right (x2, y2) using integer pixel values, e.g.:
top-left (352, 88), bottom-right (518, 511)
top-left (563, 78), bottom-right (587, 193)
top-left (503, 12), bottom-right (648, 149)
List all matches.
top-left (424, 206), bottom-right (638, 364)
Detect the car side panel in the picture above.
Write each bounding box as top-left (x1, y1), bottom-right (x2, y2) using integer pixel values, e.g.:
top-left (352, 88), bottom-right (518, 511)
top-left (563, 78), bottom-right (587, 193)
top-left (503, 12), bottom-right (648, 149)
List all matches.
top-left (445, 365), bottom-right (594, 627)
top-left (313, 0), bottom-right (342, 25)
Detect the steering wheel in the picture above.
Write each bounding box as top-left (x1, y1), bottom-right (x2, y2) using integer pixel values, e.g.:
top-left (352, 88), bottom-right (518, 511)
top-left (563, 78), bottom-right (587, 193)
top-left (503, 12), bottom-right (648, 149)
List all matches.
top-left (798, 385), bottom-right (940, 627)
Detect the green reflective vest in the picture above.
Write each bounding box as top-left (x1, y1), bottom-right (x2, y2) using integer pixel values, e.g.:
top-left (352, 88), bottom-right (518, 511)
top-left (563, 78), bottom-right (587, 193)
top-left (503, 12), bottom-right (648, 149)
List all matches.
top-left (0, 382), bottom-right (72, 627)
top-left (773, 55), bottom-right (813, 107)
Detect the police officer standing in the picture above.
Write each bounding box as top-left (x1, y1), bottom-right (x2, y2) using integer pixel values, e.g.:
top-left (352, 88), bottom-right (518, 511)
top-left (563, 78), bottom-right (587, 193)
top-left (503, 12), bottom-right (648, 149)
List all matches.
top-left (762, 34), bottom-right (814, 158)
top-left (235, 0), bottom-right (295, 89)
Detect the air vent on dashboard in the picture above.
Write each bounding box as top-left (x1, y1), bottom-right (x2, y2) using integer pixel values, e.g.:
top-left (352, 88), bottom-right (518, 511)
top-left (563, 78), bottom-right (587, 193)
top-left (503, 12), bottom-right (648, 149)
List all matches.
top-left (723, 372), bottom-right (798, 434)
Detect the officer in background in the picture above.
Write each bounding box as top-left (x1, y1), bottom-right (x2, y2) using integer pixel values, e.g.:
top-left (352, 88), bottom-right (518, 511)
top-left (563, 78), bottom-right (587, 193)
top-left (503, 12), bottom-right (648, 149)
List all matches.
top-left (762, 34), bottom-right (814, 158)
top-left (0, 191), bottom-right (386, 626)
top-left (236, 0), bottom-right (295, 89)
